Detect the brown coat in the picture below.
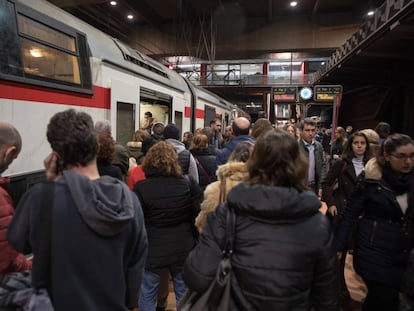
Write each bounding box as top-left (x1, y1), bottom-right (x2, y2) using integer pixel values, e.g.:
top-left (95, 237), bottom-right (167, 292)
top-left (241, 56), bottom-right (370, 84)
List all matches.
top-left (321, 159), bottom-right (357, 220)
top-left (195, 161), bottom-right (249, 232)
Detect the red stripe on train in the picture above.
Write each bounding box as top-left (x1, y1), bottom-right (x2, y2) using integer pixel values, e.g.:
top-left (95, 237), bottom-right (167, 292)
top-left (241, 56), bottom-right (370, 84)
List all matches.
top-left (184, 106), bottom-right (204, 119)
top-left (0, 81), bottom-right (110, 109)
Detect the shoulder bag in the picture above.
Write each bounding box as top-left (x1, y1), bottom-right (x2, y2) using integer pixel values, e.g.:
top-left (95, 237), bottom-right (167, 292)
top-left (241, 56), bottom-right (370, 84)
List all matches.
top-left (178, 205), bottom-right (243, 311)
top-left (0, 182), bottom-right (55, 311)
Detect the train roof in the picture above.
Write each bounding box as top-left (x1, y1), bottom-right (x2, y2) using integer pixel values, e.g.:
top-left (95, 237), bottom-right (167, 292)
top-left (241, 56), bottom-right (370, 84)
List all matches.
top-left (192, 84), bottom-right (238, 111)
top-left (18, 0), bottom-right (190, 94)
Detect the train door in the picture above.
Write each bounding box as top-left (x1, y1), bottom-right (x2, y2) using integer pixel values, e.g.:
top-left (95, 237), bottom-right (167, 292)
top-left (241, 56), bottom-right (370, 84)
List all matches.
top-left (139, 87), bottom-right (172, 130)
top-left (204, 105), bottom-right (216, 127)
top-left (116, 102), bottom-right (135, 146)
top-left (175, 111), bottom-right (183, 140)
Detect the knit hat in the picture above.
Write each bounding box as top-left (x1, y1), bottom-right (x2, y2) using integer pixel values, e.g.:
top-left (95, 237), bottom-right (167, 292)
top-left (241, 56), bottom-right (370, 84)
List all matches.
top-left (163, 124), bottom-right (180, 140)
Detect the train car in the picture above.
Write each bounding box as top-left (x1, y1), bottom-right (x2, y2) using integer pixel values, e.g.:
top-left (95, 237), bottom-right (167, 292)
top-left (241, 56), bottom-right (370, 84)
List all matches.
top-left (0, 0), bottom-right (243, 202)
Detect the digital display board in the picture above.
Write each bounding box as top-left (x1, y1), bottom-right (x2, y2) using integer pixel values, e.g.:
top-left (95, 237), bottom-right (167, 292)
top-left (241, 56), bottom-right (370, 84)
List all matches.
top-left (273, 87), bottom-right (297, 102)
top-left (314, 85), bottom-right (342, 102)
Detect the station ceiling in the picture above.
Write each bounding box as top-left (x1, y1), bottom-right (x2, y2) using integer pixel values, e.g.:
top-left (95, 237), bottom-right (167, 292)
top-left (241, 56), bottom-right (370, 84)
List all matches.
top-left (50, 0), bottom-right (385, 60)
top-left (49, 0), bottom-right (414, 107)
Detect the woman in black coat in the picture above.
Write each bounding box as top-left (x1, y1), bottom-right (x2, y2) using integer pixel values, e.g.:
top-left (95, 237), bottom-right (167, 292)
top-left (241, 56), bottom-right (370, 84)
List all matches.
top-left (336, 133), bottom-right (414, 311)
top-left (321, 131), bottom-right (371, 308)
top-left (190, 133), bottom-right (217, 191)
top-left (133, 141), bottom-right (202, 311)
top-left (184, 130), bottom-right (338, 311)
top-left (322, 131), bottom-right (372, 228)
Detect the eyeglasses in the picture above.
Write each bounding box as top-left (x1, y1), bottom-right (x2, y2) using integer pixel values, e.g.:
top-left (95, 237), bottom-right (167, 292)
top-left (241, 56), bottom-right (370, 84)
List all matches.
top-left (390, 153), bottom-right (414, 161)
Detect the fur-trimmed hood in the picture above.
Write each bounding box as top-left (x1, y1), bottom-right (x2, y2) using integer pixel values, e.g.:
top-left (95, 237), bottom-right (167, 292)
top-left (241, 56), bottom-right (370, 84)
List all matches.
top-left (364, 157), bottom-right (382, 180)
top-left (127, 141), bottom-right (142, 148)
top-left (216, 161), bottom-right (249, 182)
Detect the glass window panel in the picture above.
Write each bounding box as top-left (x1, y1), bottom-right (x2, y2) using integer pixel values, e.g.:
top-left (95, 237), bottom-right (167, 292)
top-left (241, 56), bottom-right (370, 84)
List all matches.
top-left (20, 38), bottom-right (80, 84)
top-left (18, 14), bottom-right (76, 52)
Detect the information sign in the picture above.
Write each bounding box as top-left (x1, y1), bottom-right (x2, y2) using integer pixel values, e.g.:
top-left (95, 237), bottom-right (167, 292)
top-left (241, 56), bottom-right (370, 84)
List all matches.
top-left (314, 85), bottom-right (342, 102)
top-left (272, 87), bottom-right (297, 102)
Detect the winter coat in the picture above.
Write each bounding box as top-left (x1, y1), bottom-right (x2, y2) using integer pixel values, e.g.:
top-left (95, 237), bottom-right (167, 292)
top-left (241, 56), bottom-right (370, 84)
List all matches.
top-left (335, 158), bottom-right (414, 289)
top-left (126, 141), bottom-right (145, 164)
top-left (216, 135), bottom-right (255, 166)
top-left (0, 177), bottom-right (32, 275)
top-left (321, 159), bottom-right (357, 226)
top-left (190, 148), bottom-right (217, 191)
top-left (7, 171), bottom-right (148, 311)
top-left (185, 183), bottom-right (338, 311)
top-left (97, 160), bottom-right (123, 180)
top-left (133, 170), bottom-right (202, 274)
top-left (195, 161), bottom-right (248, 232)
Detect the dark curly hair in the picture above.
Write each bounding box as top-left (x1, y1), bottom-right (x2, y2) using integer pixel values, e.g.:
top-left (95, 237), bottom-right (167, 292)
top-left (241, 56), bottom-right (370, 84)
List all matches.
top-left (142, 141), bottom-right (182, 177)
top-left (47, 109), bottom-right (97, 167)
top-left (97, 132), bottom-right (115, 163)
top-left (248, 129), bottom-right (308, 190)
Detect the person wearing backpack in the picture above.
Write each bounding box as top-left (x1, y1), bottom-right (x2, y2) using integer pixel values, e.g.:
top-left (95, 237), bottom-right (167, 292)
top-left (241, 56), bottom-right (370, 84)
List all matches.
top-left (163, 124), bottom-right (199, 183)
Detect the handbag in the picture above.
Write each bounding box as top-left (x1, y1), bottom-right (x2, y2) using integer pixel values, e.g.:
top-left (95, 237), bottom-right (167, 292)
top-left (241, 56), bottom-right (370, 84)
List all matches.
top-left (0, 182), bottom-right (55, 310)
top-left (178, 206), bottom-right (240, 311)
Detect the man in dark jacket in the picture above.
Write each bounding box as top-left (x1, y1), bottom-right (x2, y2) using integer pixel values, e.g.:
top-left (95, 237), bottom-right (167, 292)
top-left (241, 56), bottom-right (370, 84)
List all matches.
top-left (7, 110), bottom-right (148, 311)
top-left (0, 123), bottom-right (32, 275)
top-left (216, 117), bottom-right (255, 166)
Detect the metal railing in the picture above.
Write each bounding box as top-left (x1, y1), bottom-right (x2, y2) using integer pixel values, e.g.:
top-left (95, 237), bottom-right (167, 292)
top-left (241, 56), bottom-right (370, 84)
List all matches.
top-left (187, 74), bottom-right (313, 86)
top-left (312, 0), bottom-right (414, 84)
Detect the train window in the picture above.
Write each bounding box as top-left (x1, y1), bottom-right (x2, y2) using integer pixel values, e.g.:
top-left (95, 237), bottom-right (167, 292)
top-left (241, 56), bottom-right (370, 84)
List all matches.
top-left (0, 2), bottom-right (92, 94)
top-left (17, 14), bottom-right (82, 85)
top-left (20, 38), bottom-right (81, 84)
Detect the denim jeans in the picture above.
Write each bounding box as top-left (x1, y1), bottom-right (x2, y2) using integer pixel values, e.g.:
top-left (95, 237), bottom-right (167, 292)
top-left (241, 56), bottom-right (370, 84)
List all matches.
top-left (138, 270), bottom-right (187, 311)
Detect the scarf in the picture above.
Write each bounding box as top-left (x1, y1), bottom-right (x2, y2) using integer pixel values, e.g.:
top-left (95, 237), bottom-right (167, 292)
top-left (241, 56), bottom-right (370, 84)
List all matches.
top-left (382, 165), bottom-right (414, 195)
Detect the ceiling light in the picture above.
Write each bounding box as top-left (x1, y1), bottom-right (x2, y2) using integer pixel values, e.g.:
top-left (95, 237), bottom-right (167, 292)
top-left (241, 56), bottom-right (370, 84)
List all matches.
top-left (110, 1), bottom-right (117, 5)
top-left (290, 1), bottom-right (298, 7)
top-left (127, 14), bottom-right (134, 20)
top-left (30, 49), bottom-right (43, 58)
top-left (367, 11), bottom-right (374, 16)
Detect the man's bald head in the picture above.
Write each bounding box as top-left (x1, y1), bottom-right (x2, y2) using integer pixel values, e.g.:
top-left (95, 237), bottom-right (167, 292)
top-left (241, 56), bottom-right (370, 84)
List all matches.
top-left (0, 122), bottom-right (22, 174)
top-left (232, 117), bottom-right (251, 136)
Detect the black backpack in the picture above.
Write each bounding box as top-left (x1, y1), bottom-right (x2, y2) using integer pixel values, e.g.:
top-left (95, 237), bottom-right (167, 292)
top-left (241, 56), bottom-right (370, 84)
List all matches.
top-left (178, 149), bottom-right (191, 175)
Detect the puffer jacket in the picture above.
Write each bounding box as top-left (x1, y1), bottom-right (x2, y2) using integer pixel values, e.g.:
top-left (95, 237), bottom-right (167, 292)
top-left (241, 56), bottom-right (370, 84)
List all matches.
top-left (134, 170), bottom-right (202, 273)
top-left (195, 161), bottom-right (249, 232)
top-left (335, 158), bottom-right (414, 289)
top-left (0, 177), bottom-right (32, 275)
top-left (184, 182), bottom-right (338, 311)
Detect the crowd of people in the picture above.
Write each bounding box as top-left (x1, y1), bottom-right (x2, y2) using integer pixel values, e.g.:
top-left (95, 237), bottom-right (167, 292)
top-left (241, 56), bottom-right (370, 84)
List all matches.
top-left (1, 111), bottom-right (413, 311)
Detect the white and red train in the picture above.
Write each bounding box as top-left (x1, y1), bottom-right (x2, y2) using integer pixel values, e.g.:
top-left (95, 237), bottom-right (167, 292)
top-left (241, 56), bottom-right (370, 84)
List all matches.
top-left (0, 0), bottom-right (244, 199)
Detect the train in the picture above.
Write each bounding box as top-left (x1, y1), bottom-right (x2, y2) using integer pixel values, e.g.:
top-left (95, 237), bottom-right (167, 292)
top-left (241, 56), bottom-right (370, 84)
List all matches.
top-left (0, 0), bottom-right (246, 202)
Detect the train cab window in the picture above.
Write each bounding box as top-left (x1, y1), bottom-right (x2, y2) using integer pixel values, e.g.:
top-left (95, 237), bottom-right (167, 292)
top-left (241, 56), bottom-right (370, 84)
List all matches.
top-left (0, 1), bottom-right (92, 94)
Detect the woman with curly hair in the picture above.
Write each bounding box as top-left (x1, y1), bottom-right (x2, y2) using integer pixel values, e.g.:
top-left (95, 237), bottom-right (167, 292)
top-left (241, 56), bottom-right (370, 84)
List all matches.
top-left (184, 130), bottom-right (338, 310)
top-left (133, 141), bottom-right (202, 311)
top-left (97, 132), bottom-right (122, 180)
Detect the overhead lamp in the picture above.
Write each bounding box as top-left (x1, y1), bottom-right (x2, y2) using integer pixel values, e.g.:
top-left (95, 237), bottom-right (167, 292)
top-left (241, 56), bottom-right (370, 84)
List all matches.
top-left (30, 49), bottom-right (43, 58)
top-left (290, 1), bottom-right (298, 7)
top-left (127, 14), bottom-right (134, 20)
top-left (110, 1), bottom-right (117, 6)
top-left (367, 11), bottom-right (374, 16)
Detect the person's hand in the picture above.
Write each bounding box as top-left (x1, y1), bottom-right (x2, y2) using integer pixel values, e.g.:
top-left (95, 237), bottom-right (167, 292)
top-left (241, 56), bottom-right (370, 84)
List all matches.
top-left (44, 152), bottom-right (61, 181)
top-left (319, 201), bottom-right (328, 215)
top-left (128, 157), bottom-right (137, 172)
top-left (328, 205), bottom-right (338, 216)
top-left (317, 188), bottom-right (323, 199)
